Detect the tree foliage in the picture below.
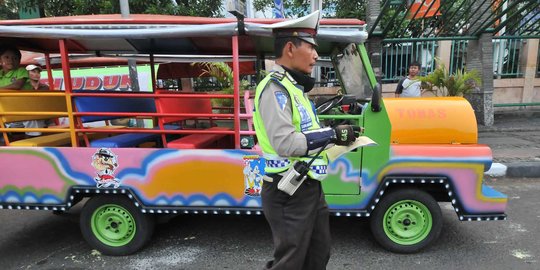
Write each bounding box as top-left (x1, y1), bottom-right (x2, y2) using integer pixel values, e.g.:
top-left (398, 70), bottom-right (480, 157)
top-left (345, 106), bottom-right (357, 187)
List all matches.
top-left (1, 0), bottom-right (223, 19)
top-left (0, 0), bottom-right (20, 19)
top-left (252, 0), bottom-right (366, 19)
top-left (333, 0), bottom-right (365, 19)
top-left (252, 0), bottom-right (313, 18)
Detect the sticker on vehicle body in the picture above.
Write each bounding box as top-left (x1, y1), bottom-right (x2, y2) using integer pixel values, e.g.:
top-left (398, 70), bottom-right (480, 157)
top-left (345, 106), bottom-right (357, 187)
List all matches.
top-left (91, 148), bottom-right (121, 188)
top-left (243, 155), bottom-right (264, 197)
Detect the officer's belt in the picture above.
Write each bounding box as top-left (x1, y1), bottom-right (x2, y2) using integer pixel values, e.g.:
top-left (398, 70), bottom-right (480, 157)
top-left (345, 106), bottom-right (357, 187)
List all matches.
top-left (263, 173), bottom-right (316, 184)
top-left (262, 173), bottom-right (282, 183)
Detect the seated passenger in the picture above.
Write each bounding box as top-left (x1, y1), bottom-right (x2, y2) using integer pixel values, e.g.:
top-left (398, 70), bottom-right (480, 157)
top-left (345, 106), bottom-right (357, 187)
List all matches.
top-left (0, 46), bottom-right (28, 139)
top-left (24, 64), bottom-right (49, 90)
top-left (22, 64), bottom-right (51, 136)
top-left (0, 45), bottom-right (27, 90)
top-left (0, 46), bottom-right (50, 138)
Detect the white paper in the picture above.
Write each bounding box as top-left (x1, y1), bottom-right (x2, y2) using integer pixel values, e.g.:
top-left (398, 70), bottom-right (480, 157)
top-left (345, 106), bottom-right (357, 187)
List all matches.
top-left (326, 136), bottom-right (377, 162)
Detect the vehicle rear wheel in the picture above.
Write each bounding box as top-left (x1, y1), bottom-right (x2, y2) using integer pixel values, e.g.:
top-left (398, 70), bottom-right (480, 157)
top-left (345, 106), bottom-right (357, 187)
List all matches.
top-left (370, 188), bottom-right (442, 253)
top-left (80, 195), bottom-right (155, 256)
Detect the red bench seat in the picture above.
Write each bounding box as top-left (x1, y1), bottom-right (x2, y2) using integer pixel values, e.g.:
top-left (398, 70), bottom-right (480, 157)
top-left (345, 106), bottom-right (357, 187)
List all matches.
top-left (156, 92), bottom-right (233, 149)
top-left (167, 127), bottom-right (230, 149)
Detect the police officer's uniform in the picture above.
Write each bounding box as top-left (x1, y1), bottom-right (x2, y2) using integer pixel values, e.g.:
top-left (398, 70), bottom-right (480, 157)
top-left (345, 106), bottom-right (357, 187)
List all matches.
top-left (254, 11), bottom-right (334, 269)
top-left (254, 66), bottom-right (330, 269)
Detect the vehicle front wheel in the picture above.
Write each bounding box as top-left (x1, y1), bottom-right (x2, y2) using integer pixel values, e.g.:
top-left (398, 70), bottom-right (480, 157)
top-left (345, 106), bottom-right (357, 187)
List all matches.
top-left (370, 188), bottom-right (442, 253)
top-left (80, 195), bottom-right (155, 256)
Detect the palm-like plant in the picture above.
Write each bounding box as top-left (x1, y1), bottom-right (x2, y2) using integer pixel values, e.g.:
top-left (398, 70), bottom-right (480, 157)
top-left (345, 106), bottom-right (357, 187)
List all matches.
top-left (195, 62), bottom-right (250, 107)
top-left (419, 59), bottom-right (482, 97)
top-left (198, 62), bottom-right (234, 90)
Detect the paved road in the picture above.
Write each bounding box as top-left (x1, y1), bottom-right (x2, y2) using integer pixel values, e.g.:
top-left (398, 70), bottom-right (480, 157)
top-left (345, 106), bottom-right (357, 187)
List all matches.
top-left (1, 177), bottom-right (538, 270)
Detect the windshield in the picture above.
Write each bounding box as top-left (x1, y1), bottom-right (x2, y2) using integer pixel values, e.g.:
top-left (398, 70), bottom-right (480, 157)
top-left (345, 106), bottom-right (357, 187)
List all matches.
top-left (332, 43), bottom-right (372, 100)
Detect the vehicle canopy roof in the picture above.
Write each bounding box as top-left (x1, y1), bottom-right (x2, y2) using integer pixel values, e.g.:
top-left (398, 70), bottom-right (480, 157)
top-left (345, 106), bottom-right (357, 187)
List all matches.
top-left (0, 14), bottom-right (367, 57)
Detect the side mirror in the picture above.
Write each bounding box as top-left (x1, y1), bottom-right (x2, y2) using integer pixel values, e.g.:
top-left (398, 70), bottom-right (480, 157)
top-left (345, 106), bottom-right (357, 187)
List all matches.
top-left (371, 83), bottom-right (382, 112)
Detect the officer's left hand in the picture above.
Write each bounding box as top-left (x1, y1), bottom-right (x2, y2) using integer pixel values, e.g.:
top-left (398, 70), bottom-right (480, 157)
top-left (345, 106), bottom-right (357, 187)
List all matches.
top-left (334, 125), bottom-right (362, 146)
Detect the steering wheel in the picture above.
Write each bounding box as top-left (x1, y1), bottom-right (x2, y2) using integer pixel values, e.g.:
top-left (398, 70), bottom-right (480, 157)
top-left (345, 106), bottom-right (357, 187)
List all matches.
top-left (316, 95), bottom-right (344, 115)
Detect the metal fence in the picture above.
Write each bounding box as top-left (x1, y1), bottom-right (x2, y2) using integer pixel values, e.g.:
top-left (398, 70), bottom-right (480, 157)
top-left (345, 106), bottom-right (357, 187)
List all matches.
top-left (537, 44), bottom-right (540, 78)
top-left (380, 38), bottom-right (525, 81)
top-left (449, 40), bottom-right (468, 75)
top-left (380, 41), bottom-right (438, 82)
top-left (449, 38), bottom-right (524, 78)
top-left (493, 38), bottom-right (523, 78)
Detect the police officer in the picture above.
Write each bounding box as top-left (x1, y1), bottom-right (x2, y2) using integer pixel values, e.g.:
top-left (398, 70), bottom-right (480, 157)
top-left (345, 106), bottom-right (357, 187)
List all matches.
top-left (253, 11), bottom-right (360, 270)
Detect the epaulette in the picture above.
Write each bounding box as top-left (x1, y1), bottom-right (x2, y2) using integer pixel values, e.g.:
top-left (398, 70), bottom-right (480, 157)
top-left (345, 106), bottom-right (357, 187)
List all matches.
top-left (270, 71), bottom-right (285, 81)
top-left (284, 72), bottom-right (297, 84)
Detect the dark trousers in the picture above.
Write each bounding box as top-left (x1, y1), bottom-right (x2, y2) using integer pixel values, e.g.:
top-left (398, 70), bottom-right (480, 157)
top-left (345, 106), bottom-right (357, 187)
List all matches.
top-left (262, 177), bottom-right (331, 270)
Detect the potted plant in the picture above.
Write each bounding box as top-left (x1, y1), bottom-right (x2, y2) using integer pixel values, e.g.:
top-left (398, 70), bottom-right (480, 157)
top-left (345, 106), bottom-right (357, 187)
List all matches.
top-left (419, 59), bottom-right (482, 97)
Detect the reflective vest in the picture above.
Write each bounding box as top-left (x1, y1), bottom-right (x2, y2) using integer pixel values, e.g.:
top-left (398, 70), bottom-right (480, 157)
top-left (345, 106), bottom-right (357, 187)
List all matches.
top-left (253, 71), bottom-right (329, 180)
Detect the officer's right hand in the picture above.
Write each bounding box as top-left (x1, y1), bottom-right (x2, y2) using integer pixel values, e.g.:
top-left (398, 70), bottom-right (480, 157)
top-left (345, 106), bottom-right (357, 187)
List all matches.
top-left (334, 125), bottom-right (361, 146)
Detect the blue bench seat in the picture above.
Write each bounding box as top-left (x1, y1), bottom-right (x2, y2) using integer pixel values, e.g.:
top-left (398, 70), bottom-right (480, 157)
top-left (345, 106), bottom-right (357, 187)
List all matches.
top-left (90, 125), bottom-right (178, 148)
top-left (73, 91), bottom-right (169, 148)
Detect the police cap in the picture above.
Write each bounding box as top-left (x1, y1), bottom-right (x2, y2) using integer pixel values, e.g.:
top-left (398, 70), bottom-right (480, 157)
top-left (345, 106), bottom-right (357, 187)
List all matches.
top-left (264, 10), bottom-right (320, 46)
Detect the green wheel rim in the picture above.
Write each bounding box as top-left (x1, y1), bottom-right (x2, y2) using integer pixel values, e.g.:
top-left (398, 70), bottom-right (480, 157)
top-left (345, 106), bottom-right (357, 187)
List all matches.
top-left (91, 204), bottom-right (136, 247)
top-left (382, 199), bottom-right (432, 245)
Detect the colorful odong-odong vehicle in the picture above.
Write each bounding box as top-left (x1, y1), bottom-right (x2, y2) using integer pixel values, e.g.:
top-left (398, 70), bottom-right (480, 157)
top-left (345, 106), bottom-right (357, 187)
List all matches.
top-left (0, 13), bottom-right (507, 255)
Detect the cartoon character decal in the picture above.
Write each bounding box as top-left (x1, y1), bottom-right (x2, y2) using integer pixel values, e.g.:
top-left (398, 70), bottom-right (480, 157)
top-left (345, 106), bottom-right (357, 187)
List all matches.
top-left (91, 148), bottom-right (121, 188)
top-left (243, 156), bottom-right (264, 197)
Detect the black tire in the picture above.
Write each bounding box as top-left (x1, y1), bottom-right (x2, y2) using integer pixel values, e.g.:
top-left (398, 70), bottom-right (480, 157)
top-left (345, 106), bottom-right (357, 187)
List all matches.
top-left (80, 195), bottom-right (155, 256)
top-left (370, 188), bottom-right (442, 253)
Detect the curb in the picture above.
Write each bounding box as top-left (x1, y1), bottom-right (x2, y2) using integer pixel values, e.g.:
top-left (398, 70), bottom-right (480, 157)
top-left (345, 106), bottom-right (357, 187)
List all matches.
top-left (485, 162), bottom-right (540, 178)
top-left (505, 162), bottom-right (540, 178)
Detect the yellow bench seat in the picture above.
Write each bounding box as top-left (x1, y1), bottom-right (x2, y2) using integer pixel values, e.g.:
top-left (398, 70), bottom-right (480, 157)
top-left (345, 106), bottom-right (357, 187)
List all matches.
top-left (9, 133), bottom-right (72, 147)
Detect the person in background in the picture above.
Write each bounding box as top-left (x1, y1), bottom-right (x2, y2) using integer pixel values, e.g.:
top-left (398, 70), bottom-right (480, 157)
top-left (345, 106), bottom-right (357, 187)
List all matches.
top-left (22, 64), bottom-right (50, 136)
top-left (0, 45), bottom-right (27, 90)
top-left (253, 11), bottom-right (360, 270)
top-left (24, 64), bottom-right (49, 90)
top-left (395, 61), bottom-right (422, 97)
